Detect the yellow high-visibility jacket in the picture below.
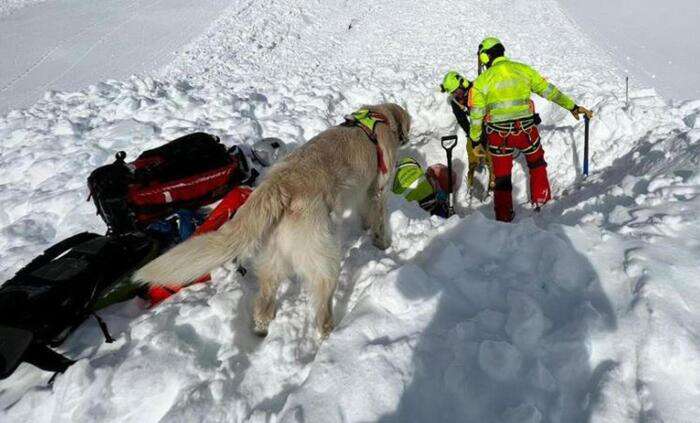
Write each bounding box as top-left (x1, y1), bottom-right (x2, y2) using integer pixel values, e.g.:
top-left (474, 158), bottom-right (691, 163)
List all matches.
top-left (468, 57), bottom-right (576, 141)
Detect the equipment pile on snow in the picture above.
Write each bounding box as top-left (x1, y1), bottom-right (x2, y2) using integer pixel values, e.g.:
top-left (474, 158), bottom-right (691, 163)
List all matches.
top-left (0, 232), bottom-right (158, 379)
top-left (88, 132), bottom-right (255, 234)
top-left (0, 132), bottom-right (269, 380)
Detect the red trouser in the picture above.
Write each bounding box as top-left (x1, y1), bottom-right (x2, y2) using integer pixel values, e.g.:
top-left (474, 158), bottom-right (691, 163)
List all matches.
top-left (486, 124), bottom-right (551, 222)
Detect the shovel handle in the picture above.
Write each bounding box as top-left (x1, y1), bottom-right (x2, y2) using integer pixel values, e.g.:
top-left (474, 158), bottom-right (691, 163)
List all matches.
top-left (440, 135), bottom-right (458, 217)
top-left (583, 115), bottom-right (590, 177)
top-left (441, 135), bottom-right (458, 151)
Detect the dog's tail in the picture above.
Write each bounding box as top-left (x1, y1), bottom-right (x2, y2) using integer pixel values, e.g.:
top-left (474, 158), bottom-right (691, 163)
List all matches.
top-left (132, 180), bottom-right (287, 287)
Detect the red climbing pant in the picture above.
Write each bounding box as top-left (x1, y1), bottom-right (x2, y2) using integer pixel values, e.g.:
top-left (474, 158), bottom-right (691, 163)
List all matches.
top-left (486, 124), bottom-right (551, 222)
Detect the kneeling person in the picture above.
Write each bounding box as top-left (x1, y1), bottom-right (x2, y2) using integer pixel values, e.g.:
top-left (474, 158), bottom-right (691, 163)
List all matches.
top-left (393, 157), bottom-right (455, 218)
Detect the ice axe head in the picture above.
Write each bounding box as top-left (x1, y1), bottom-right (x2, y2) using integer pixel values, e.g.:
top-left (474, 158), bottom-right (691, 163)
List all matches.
top-left (441, 135), bottom-right (457, 151)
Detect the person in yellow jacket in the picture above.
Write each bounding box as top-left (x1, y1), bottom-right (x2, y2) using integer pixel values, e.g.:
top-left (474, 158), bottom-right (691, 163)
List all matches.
top-left (440, 71), bottom-right (494, 199)
top-left (468, 37), bottom-right (593, 221)
top-left (392, 157), bottom-right (450, 218)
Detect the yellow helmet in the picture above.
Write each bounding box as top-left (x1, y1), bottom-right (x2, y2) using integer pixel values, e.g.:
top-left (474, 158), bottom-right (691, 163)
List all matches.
top-left (478, 37), bottom-right (503, 65)
top-left (440, 71), bottom-right (469, 94)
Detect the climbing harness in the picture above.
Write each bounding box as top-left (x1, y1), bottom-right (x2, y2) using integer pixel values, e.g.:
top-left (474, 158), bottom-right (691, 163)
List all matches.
top-left (485, 116), bottom-right (541, 157)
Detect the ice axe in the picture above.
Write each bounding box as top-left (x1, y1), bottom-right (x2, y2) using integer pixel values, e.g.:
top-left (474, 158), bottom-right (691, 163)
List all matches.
top-left (441, 135), bottom-right (458, 217)
top-left (583, 115), bottom-right (590, 177)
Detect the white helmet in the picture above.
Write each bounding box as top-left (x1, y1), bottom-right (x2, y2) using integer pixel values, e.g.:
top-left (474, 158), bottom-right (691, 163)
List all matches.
top-left (251, 138), bottom-right (288, 167)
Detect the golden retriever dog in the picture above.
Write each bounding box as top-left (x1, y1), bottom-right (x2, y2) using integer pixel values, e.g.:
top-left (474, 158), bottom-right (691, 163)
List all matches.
top-left (133, 103), bottom-right (411, 337)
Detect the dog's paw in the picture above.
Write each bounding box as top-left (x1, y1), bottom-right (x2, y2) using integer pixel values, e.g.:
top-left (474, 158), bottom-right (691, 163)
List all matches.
top-left (361, 218), bottom-right (371, 231)
top-left (252, 319), bottom-right (269, 337)
top-left (319, 321), bottom-right (334, 339)
top-left (372, 235), bottom-right (391, 250)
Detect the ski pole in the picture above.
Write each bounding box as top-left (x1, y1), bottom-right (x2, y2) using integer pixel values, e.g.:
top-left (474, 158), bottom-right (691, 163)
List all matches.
top-left (441, 135), bottom-right (458, 216)
top-left (583, 115), bottom-right (590, 177)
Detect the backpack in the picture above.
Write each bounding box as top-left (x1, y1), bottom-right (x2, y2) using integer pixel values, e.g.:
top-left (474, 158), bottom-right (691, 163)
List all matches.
top-left (0, 232), bottom-right (159, 379)
top-left (146, 186), bottom-right (253, 306)
top-left (88, 132), bottom-right (256, 234)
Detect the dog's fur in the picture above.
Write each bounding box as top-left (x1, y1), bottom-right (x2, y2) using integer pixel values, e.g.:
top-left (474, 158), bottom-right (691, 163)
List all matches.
top-left (133, 103), bottom-right (411, 337)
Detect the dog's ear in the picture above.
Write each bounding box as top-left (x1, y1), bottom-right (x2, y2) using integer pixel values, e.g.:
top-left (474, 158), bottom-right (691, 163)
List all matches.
top-left (380, 103), bottom-right (411, 143)
top-left (365, 103), bottom-right (410, 142)
top-left (385, 103), bottom-right (411, 143)
top-left (364, 104), bottom-right (396, 135)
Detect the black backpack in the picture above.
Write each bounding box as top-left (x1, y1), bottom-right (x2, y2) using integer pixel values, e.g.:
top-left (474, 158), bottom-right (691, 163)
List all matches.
top-left (87, 132), bottom-right (255, 234)
top-left (0, 232), bottom-right (159, 380)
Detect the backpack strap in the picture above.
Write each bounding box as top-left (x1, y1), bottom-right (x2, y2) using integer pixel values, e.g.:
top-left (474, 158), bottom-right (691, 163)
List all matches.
top-left (0, 326), bottom-right (33, 379)
top-left (92, 313), bottom-right (115, 343)
top-left (22, 343), bottom-right (75, 374)
top-left (16, 232), bottom-right (101, 276)
top-left (342, 109), bottom-right (389, 174)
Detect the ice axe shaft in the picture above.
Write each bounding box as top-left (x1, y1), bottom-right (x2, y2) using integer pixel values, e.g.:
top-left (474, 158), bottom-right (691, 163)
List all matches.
top-left (441, 135), bottom-right (458, 216)
top-left (583, 115), bottom-right (590, 177)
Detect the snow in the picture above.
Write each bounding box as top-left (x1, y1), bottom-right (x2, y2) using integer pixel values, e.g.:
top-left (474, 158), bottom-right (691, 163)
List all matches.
top-left (1, 0), bottom-right (700, 422)
top-left (557, 0), bottom-right (700, 101)
top-left (0, 0), bottom-right (232, 113)
top-left (0, 0), bottom-right (48, 18)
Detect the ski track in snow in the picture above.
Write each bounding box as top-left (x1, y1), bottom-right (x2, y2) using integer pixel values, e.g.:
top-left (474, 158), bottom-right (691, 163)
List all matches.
top-left (1, 0), bottom-right (700, 422)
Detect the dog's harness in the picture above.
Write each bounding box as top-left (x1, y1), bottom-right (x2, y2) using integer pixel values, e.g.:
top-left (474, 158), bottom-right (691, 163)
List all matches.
top-left (342, 109), bottom-right (390, 174)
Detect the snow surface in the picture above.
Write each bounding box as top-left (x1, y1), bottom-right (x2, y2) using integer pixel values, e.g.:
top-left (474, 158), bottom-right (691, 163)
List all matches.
top-left (0, 0), bottom-right (232, 113)
top-left (0, 0), bottom-right (48, 18)
top-left (1, 0), bottom-right (700, 422)
top-left (557, 0), bottom-right (700, 101)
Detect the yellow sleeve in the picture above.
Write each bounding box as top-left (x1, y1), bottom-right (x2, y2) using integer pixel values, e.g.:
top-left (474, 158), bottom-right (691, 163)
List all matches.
top-left (468, 85), bottom-right (486, 142)
top-left (527, 65), bottom-right (576, 111)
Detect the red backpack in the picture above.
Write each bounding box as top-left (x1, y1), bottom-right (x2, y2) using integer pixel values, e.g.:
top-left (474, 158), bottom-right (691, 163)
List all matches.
top-left (147, 186), bottom-right (253, 306)
top-left (88, 133), bottom-right (255, 234)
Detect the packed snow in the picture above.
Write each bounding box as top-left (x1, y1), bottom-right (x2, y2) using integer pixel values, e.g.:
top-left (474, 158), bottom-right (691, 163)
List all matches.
top-left (0, 0), bottom-right (48, 18)
top-left (1, 0), bottom-right (700, 422)
top-left (0, 0), bottom-right (232, 113)
top-left (557, 0), bottom-right (700, 101)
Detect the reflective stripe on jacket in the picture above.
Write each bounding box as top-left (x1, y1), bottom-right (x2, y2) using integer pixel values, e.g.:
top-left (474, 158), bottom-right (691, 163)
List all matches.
top-left (391, 160), bottom-right (434, 202)
top-left (468, 57), bottom-right (576, 141)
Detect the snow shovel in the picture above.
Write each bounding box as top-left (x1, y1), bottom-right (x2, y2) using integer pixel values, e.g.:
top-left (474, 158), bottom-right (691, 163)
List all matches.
top-left (583, 115), bottom-right (590, 177)
top-left (441, 135), bottom-right (458, 216)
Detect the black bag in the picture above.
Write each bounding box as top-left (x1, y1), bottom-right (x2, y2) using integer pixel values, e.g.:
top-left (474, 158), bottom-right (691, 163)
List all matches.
top-left (88, 132), bottom-right (255, 234)
top-left (0, 232), bottom-right (159, 379)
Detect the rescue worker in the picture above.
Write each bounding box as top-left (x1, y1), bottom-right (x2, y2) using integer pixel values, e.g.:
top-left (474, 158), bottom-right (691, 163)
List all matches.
top-left (392, 157), bottom-right (450, 218)
top-left (440, 71), bottom-right (493, 198)
top-left (468, 37), bottom-right (593, 222)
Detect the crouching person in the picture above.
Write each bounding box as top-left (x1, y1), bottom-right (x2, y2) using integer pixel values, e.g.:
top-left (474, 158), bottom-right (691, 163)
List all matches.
top-left (392, 157), bottom-right (455, 218)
